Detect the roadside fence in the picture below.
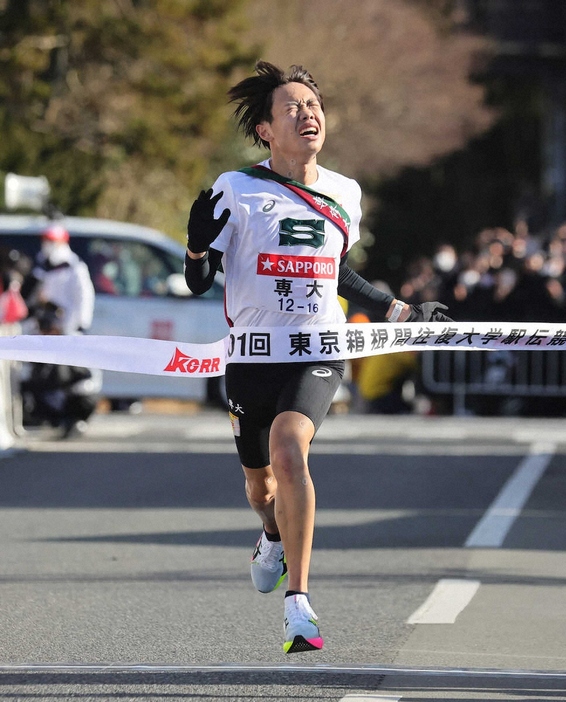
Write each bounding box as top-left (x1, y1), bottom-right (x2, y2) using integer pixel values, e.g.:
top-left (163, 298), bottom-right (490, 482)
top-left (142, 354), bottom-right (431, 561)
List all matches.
top-left (421, 349), bottom-right (566, 415)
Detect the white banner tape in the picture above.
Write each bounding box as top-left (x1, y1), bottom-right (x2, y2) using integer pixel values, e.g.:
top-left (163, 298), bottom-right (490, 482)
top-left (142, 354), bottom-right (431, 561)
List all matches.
top-left (225, 322), bottom-right (566, 364)
top-left (0, 321), bottom-right (564, 377)
top-left (0, 334), bottom-right (226, 377)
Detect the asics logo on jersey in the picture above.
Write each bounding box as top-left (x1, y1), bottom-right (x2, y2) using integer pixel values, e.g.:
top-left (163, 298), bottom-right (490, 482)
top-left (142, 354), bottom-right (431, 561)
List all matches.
top-left (263, 200), bottom-right (276, 212)
top-left (312, 368), bottom-right (332, 377)
top-left (279, 218), bottom-right (325, 248)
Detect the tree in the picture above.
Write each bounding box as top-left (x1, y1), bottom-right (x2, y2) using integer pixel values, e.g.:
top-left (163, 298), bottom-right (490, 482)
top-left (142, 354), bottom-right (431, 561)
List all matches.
top-left (244, 0), bottom-right (496, 179)
top-left (0, 0), bottom-right (497, 251)
top-left (0, 0), bottom-right (256, 234)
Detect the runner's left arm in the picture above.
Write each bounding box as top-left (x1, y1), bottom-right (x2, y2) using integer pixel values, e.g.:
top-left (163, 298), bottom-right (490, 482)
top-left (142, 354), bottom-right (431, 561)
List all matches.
top-left (338, 257), bottom-right (453, 322)
top-left (337, 256), bottom-right (394, 320)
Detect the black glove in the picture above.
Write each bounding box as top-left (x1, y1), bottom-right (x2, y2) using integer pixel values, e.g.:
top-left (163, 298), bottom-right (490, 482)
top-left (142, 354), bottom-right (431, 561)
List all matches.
top-left (407, 301), bottom-right (453, 322)
top-left (187, 189), bottom-right (230, 254)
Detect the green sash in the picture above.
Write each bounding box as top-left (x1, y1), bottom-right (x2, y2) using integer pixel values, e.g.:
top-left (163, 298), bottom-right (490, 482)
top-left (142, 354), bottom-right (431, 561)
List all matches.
top-left (239, 164), bottom-right (351, 256)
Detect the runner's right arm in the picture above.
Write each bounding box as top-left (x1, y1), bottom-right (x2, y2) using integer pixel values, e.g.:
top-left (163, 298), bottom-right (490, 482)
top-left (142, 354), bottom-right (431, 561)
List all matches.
top-left (184, 187), bottom-right (230, 295)
top-left (184, 247), bottom-right (223, 295)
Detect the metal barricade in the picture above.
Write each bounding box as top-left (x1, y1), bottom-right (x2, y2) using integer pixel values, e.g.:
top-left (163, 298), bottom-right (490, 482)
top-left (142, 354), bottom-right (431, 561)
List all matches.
top-left (421, 348), bottom-right (566, 415)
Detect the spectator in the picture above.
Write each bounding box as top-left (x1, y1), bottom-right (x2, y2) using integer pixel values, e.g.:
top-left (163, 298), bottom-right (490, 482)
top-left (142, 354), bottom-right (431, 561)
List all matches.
top-left (23, 224), bottom-right (95, 334)
top-left (19, 224), bottom-right (98, 437)
top-left (356, 349), bottom-right (419, 414)
top-left (0, 247), bottom-right (28, 324)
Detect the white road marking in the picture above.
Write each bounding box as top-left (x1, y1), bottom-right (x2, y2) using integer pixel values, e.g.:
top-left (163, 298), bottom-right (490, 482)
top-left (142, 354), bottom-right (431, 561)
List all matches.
top-left (407, 578), bottom-right (481, 624)
top-left (465, 442), bottom-right (555, 548)
top-left (407, 444), bottom-right (554, 625)
top-left (340, 696), bottom-right (401, 701)
top-left (0, 663), bottom-right (565, 678)
top-left (24, 440), bottom-right (534, 455)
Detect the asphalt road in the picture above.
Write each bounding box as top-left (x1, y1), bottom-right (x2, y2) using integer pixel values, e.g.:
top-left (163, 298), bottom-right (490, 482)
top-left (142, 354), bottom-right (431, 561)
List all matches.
top-left (1, 411), bottom-right (566, 700)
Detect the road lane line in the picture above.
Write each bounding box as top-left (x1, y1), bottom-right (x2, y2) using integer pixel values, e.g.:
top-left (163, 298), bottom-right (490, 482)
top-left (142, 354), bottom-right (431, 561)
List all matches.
top-left (340, 696), bottom-right (401, 701)
top-left (23, 441), bottom-right (535, 455)
top-left (407, 578), bottom-right (480, 624)
top-left (465, 442), bottom-right (555, 548)
top-left (1, 663), bottom-right (565, 677)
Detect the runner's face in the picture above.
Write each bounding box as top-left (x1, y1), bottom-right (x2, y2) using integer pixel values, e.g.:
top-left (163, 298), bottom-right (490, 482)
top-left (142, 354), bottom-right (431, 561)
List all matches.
top-left (256, 83), bottom-right (325, 160)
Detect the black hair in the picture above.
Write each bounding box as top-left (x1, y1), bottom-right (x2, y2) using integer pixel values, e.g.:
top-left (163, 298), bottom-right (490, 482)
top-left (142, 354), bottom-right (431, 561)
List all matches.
top-left (228, 60), bottom-right (324, 149)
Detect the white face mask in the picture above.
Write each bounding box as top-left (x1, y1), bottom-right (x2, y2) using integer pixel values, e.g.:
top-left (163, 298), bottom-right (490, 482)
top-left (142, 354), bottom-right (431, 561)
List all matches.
top-left (41, 241), bottom-right (70, 266)
top-left (434, 250), bottom-right (457, 272)
top-left (41, 241), bottom-right (55, 258)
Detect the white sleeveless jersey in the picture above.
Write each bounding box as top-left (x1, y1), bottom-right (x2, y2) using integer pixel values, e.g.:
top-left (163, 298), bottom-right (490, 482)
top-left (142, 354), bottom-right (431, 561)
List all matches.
top-left (210, 160), bottom-right (362, 327)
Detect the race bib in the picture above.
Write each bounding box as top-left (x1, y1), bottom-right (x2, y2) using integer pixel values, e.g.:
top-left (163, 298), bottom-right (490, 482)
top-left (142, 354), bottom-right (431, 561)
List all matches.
top-left (256, 252), bottom-right (337, 316)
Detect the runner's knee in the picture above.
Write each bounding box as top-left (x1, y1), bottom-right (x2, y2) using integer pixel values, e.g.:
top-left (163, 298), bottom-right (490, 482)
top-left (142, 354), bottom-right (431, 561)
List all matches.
top-left (243, 466), bottom-right (277, 506)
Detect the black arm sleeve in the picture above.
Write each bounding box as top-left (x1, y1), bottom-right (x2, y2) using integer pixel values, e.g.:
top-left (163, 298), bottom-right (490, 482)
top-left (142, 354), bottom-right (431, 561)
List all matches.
top-left (184, 247), bottom-right (223, 295)
top-left (337, 257), bottom-right (394, 321)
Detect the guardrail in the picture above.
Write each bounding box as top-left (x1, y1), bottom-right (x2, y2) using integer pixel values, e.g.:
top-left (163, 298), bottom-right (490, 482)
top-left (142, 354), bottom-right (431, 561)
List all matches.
top-left (421, 349), bottom-right (566, 415)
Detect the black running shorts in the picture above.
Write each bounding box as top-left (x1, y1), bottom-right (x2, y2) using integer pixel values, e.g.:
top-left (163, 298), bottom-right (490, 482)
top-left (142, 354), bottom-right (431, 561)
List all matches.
top-left (225, 360), bottom-right (345, 469)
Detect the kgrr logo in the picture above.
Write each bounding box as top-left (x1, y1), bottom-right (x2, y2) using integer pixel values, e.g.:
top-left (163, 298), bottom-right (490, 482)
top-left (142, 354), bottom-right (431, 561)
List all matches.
top-left (164, 347), bottom-right (221, 374)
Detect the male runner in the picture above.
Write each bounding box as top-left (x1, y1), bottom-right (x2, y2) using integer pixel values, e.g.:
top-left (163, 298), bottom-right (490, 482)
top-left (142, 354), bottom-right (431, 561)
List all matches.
top-left (184, 60), bottom-right (451, 653)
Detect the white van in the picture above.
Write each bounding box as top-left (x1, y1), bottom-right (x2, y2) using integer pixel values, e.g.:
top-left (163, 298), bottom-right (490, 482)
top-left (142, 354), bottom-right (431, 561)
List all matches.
top-left (0, 214), bottom-right (228, 403)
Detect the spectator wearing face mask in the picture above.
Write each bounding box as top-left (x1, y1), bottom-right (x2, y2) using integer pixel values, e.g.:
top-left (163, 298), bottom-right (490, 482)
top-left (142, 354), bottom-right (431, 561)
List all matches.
top-left (22, 224), bottom-right (95, 335)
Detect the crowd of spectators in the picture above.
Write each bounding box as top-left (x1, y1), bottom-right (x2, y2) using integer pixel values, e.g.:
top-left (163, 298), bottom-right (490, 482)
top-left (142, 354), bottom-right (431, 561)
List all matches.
top-left (398, 219), bottom-right (566, 323)
top-left (348, 219), bottom-right (566, 416)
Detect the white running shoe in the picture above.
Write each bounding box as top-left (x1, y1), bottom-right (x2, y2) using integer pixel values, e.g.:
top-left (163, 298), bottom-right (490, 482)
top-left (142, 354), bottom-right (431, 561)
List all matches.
top-left (283, 593), bottom-right (324, 653)
top-left (250, 531), bottom-right (287, 593)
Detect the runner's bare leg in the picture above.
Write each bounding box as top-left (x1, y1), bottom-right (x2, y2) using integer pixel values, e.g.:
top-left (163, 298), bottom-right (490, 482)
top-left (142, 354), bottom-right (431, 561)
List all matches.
top-left (268, 410), bottom-right (316, 593)
top-left (242, 465), bottom-right (279, 535)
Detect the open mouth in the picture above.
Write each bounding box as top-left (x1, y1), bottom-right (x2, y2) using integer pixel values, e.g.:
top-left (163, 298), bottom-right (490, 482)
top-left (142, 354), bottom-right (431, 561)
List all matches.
top-left (299, 127), bottom-right (319, 137)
